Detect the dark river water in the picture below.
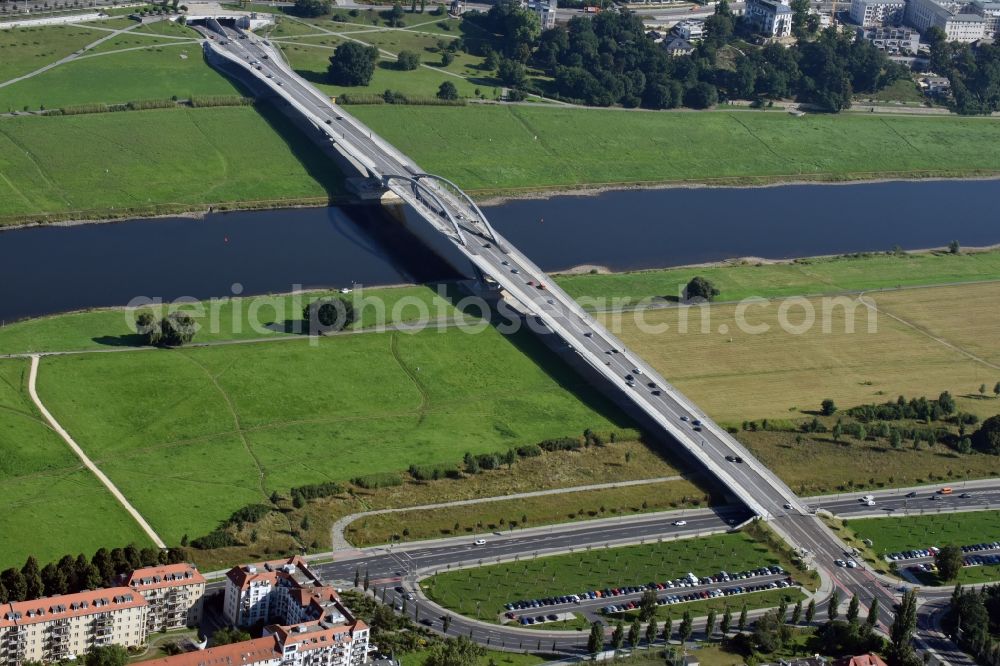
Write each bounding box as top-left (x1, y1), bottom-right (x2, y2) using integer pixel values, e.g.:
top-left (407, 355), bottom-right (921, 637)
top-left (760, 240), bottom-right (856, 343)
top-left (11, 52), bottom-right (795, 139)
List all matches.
top-left (2, 179), bottom-right (1000, 324)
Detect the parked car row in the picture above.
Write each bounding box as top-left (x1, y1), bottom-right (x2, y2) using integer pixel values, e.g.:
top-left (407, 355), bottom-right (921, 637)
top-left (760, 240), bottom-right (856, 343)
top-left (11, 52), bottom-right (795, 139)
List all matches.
top-left (602, 578), bottom-right (795, 614)
top-left (503, 565), bottom-right (785, 612)
top-left (514, 613), bottom-right (561, 625)
top-left (964, 553), bottom-right (1000, 567)
top-left (886, 541), bottom-right (1000, 562)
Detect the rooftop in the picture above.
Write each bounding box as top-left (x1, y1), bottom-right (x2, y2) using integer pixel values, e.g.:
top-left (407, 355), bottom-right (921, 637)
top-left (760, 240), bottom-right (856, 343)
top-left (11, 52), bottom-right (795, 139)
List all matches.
top-left (127, 563), bottom-right (206, 592)
top-left (0, 587), bottom-right (147, 628)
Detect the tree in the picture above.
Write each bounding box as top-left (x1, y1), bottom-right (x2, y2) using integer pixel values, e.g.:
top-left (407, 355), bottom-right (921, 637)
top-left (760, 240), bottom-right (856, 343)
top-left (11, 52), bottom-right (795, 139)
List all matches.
top-left (628, 618), bottom-right (641, 648)
top-left (890, 429), bottom-right (903, 449)
top-left (363, 569), bottom-right (370, 591)
top-left (160, 312), bottom-right (196, 346)
top-left (304, 297), bottom-right (357, 332)
top-left (753, 610), bottom-right (786, 653)
top-left (422, 636), bottom-right (486, 666)
top-left (328, 43), bottom-right (379, 86)
top-left (846, 595), bottom-right (860, 625)
top-left (21, 556), bottom-right (43, 600)
top-left (888, 589), bottom-right (918, 666)
top-left (497, 57), bottom-right (527, 87)
top-left (645, 618), bottom-right (658, 647)
top-left (135, 311), bottom-right (161, 345)
top-left (396, 50), bottom-right (420, 70)
top-left (828, 589), bottom-right (840, 622)
top-left (663, 615), bottom-right (673, 642)
top-left (300, 515), bottom-right (311, 530)
top-left (683, 82), bottom-right (718, 109)
top-left (442, 614), bottom-right (451, 633)
top-left (587, 621), bottom-right (604, 655)
top-left (705, 608), bottom-right (717, 638)
top-left (981, 383), bottom-right (988, 396)
top-left (0, 568), bottom-right (26, 602)
top-left (611, 621), bottom-right (625, 652)
top-left (805, 598), bottom-right (816, 624)
top-left (720, 606), bottom-right (732, 635)
top-left (935, 544), bottom-right (965, 581)
top-left (821, 398), bottom-right (838, 416)
top-left (40, 563), bottom-right (68, 596)
top-left (684, 276), bottom-right (720, 302)
top-left (75, 554), bottom-right (100, 590)
top-left (679, 611), bottom-right (693, 644)
top-left (864, 597), bottom-right (879, 636)
top-left (791, 600), bottom-right (802, 625)
top-left (84, 645), bottom-right (128, 666)
top-left (972, 415), bottom-right (1000, 455)
top-left (56, 555), bottom-right (77, 593)
top-left (437, 81), bottom-right (459, 100)
top-left (354, 567), bottom-right (361, 588)
top-left (291, 0), bottom-right (331, 16)
top-left (441, 51), bottom-right (455, 66)
top-left (639, 589), bottom-right (658, 621)
top-left (948, 240), bottom-right (961, 254)
top-left (738, 604), bottom-right (748, 631)
top-left (938, 390), bottom-right (956, 415)
top-left (832, 422), bottom-right (844, 442)
top-left (212, 627), bottom-right (251, 646)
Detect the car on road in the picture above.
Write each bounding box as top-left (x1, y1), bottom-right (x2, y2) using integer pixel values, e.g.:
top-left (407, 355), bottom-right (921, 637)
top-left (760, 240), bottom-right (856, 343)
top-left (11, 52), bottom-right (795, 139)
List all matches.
top-left (834, 559), bottom-right (846, 567)
top-left (501, 260), bottom-right (509, 266)
top-left (673, 520), bottom-right (687, 526)
top-left (846, 560), bottom-right (858, 568)
top-left (960, 492), bottom-right (972, 498)
top-left (404, 592), bottom-right (415, 600)
top-left (652, 390), bottom-right (661, 396)
top-left (325, 119), bottom-right (332, 124)
top-left (725, 455), bottom-right (743, 463)
top-left (939, 487), bottom-right (954, 495)
top-left (864, 499), bottom-right (875, 506)
top-left (693, 426), bottom-right (702, 432)
top-left (784, 503), bottom-right (793, 510)
top-left (906, 491), bottom-right (917, 498)
top-left (861, 495), bottom-right (875, 502)
top-left (584, 332), bottom-right (593, 337)
top-left (474, 539), bottom-right (487, 546)
top-left (511, 268), bottom-right (519, 274)
top-left (680, 416), bottom-right (689, 421)
top-left (692, 419), bottom-right (702, 426)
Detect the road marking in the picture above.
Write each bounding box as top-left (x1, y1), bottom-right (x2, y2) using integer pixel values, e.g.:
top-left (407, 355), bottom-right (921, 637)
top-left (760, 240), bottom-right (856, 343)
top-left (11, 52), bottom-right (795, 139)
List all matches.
top-left (27, 354), bottom-right (167, 548)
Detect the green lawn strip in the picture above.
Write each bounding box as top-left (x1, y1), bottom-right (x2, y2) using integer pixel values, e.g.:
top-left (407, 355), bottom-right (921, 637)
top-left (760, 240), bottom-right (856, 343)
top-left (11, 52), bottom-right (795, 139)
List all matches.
top-left (422, 532), bottom-right (783, 620)
top-left (915, 563), bottom-right (1000, 586)
top-left (609, 587), bottom-right (806, 624)
top-left (0, 45), bottom-right (238, 110)
top-left (347, 105), bottom-right (1000, 193)
top-left (35, 325), bottom-right (626, 542)
top-left (0, 358), bottom-right (154, 568)
top-left (398, 649), bottom-right (555, 666)
top-left (0, 24), bottom-right (107, 84)
top-left (557, 250), bottom-right (1000, 305)
top-left (846, 510), bottom-right (1000, 557)
top-left (347, 480), bottom-right (709, 546)
top-left (0, 284), bottom-right (457, 354)
top-left (0, 105), bottom-right (344, 224)
top-left (88, 34), bottom-right (196, 54)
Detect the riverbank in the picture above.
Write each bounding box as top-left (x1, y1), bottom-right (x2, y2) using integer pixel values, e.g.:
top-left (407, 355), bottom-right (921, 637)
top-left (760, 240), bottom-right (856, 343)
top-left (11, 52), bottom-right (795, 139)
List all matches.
top-left (7, 105), bottom-right (1000, 226)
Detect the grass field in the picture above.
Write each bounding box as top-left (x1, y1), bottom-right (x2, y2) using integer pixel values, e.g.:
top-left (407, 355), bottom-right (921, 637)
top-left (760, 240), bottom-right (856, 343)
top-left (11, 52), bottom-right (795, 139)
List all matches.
top-left (422, 532), bottom-right (783, 620)
top-left (346, 479), bottom-right (708, 546)
top-left (558, 251), bottom-right (1000, 305)
top-left (0, 106), bottom-right (344, 224)
top-left (0, 24), bottom-right (106, 83)
top-left (0, 44), bottom-right (238, 110)
top-left (848, 511), bottom-right (1000, 555)
top-left (0, 284), bottom-right (458, 354)
top-left (35, 325), bottom-right (629, 542)
top-left (349, 106), bottom-right (1000, 193)
top-left (613, 587), bottom-right (806, 624)
top-left (610, 282), bottom-right (1000, 424)
top-left (0, 358), bottom-right (153, 569)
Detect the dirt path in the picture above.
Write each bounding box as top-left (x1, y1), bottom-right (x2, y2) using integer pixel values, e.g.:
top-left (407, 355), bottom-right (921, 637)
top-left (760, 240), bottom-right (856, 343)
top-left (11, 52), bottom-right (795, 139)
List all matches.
top-left (26, 354), bottom-right (167, 547)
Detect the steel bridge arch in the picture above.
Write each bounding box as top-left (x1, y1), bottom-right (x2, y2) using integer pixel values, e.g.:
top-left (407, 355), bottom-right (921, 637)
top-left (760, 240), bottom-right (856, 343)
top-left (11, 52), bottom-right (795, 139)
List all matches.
top-left (382, 175), bottom-right (467, 247)
top-left (412, 173), bottom-right (501, 247)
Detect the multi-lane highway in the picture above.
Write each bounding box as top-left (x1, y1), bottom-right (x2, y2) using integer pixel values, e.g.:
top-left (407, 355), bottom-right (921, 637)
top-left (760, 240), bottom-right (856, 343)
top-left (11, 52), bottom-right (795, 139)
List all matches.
top-left (196, 25), bottom-right (985, 662)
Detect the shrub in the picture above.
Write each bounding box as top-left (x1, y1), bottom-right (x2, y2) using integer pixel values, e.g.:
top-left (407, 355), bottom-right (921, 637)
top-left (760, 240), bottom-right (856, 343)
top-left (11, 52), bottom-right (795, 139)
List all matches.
top-left (190, 530), bottom-right (239, 549)
top-left (290, 481), bottom-right (343, 500)
top-left (408, 463), bottom-right (457, 481)
top-left (352, 472), bottom-right (403, 489)
top-left (515, 443), bottom-right (542, 457)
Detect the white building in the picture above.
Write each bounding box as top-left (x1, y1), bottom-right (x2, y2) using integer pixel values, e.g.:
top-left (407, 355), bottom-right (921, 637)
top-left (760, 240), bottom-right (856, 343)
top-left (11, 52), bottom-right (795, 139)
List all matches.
top-left (970, 0), bottom-right (1000, 33)
top-left (674, 18), bottom-right (705, 40)
top-left (906, 0), bottom-right (987, 39)
top-left (745, 0), bottom-right (794, 36)
top-left (224, 557), bottom-right (324, 627)
top-left (126, 563), bottom-right (206, 632)
top-left (857, 25), bottom-right (921, 51)
top-left (536, 0), bottom-right (556, 30)
top-left (850, 0), bottom-right (907, 26)
top-left (0, 588), bottom-right (148, 665)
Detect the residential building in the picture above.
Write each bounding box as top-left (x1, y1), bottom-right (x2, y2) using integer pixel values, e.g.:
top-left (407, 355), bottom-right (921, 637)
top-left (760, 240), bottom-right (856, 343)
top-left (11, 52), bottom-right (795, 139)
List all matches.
top-left (835, 655), bottom-right (889, 666)
top-left (0, 588), bottom-right (148, 665)
top-left (224, 557), bottom-right (332, 627)
top-left (536, 0), bottom-right (556, 30)
top-left (449, 0), bottom-right (464, 14)
top-left (945, 11), bottom-right (988, 38)
top-left (126, 563), bottom-right (206, 632)
top-left (143, 592), bottom-right (370, 666)
top-left (849, 0), bottom-right (907, 26)
top-left (745, 0), bottom-right (794, 37)
top-left (918, 75), bottom-right (951, 93)
top-left (662, 34), bottom-right (696, 54)
top-left (674, 18), bottom-right (705, 40)
top-left (857, 25), bottom-right (921, 52)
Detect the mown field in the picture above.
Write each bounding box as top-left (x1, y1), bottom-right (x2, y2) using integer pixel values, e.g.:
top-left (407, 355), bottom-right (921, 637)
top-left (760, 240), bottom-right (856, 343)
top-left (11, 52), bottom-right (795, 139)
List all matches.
top-left (0, 23), bottom-right (115, 83)
top-left (350, 105), bottom-right (1000, 192)
top-left (558, 251), bottom-right (1000, 305)
top-left (0, 358), bottom-right (153, 569)
top-left (34, 325), bottom-right (629, 543)
top-left (423, 532), bottom-right (781, 619)
top-left (611, 282), bottom-right (1000, 424)
top-left (0, 106), bottom-right (343, 224)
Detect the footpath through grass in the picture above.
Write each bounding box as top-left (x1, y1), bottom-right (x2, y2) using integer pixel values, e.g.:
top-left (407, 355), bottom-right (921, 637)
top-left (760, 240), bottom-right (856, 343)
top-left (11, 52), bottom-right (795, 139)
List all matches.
top-left (34, 324), bottom-right (630, 543)
top-left (422, 532), bottom-right (781, 620)
top-left (350, 105), bottom-right (1000, 193)
top-left (0, 358), bottom-right (153, 569)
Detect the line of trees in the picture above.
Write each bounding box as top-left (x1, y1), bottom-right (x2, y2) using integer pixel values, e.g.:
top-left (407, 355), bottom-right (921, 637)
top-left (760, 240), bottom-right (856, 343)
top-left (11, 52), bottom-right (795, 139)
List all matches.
top-left (469, 0), bottom-right (905, 111)
top-left (135, 311), bottom-right (196, 347)
top-left (947, 583), bottom-right (1000, 665)
top-left (0, 545), bottom-right (188, 604)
